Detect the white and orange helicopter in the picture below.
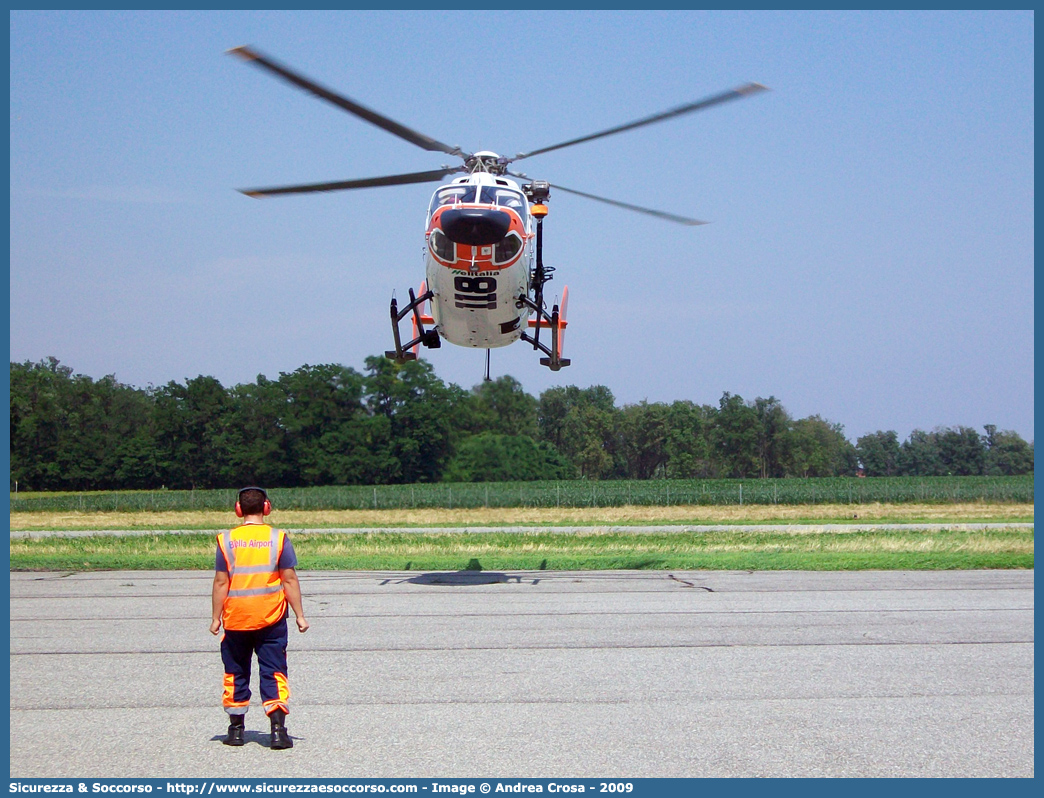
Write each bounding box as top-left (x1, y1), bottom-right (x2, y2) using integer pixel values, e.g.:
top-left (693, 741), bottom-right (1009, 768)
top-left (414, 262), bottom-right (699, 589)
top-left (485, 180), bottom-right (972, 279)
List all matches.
top-left (230, 46), bottom-right (766, 376)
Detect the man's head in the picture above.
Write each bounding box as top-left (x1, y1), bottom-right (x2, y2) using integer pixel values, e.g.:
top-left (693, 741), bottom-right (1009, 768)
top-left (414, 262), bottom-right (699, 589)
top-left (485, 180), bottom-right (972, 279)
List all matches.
top-left (236, 487), bottom-right (271, 518)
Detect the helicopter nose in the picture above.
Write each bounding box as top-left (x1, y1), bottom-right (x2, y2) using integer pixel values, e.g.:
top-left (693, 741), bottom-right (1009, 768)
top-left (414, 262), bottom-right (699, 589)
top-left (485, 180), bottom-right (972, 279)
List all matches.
top-left (440, 208), bottom-right (511, 246)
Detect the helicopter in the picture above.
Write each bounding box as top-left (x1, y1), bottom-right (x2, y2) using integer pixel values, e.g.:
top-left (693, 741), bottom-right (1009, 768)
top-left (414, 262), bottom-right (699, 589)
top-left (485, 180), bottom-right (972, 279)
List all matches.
top-left (229, 46), bottom-right (766, 376)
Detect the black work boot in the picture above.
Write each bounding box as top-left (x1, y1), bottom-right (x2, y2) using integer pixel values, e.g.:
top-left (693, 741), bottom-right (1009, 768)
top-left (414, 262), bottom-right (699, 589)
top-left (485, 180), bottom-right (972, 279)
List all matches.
top-left (223, 714), bottom-right (245, 746)
top-left (269, 710), bottom-right (293, 750)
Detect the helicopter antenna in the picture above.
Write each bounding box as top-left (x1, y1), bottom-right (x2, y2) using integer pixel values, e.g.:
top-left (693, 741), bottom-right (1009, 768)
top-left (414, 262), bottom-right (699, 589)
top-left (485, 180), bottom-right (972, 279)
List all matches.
top-left (484, 349), bottom-right (491, 382)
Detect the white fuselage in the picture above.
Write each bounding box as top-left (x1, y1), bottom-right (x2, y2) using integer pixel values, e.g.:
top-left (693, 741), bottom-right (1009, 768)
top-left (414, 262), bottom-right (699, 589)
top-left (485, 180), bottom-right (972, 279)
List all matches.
top-left (424, 173), bottom-right (533, 349)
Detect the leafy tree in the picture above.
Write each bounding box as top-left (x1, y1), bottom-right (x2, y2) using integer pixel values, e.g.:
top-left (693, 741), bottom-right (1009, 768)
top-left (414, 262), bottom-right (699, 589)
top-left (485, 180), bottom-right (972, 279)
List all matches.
top-left (364, 356), bottom-right (461, 483)
top-left (663, 400), bottom-right (715, 478)
top-left (152, 375), bottom-right (234, 489)
top-left (442, 432), bottom-right (575, 482)
top-left (753, 396), bottom-right (792, 478)
top-left (898, 429), bottom-right (945, 476)
top-left (537, 385), bottom-right (614, 448)
top-left (787, 416), bottom-right (858, 477)
top-left (537, 385), bottom-right (618, 479)
top-left (221, 375), bottom-right (294, 487)
top-left (10, 358), bottom-right (75, 490)
top-left (935, 426), bottom-right (986, 476)
top-left (112, 428), bottom-right (163, 489)
top-left (13, 356), bottom-right (1030, 489)
top-left (856, 430), bottom-right (902, 476)
top-left (468, 375), bottom-right (539, 438)
top-left (711, 393), bottom-right (761, 478)
top-left (567, 405), bottom-right (618, 479)
top-left (897, 426), bottom-right (988, 476)
top-left (277, 364), bottom-right (369, 485)
top-left (983, 425), bottom-right (1034, 476)
top-left (536, 386), bottom-right (571, 451)
top-left (88, 376), bottom-right (158, 489)
top-left (10, 358), bottom-right (154, 490)
top-left (616, 401), bottom-right (669, 479)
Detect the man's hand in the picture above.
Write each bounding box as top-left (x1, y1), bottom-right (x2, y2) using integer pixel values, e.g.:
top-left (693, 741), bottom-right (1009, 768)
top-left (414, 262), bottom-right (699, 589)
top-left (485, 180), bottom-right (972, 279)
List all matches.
top-left (212, 571), bottom-right (230, 636)
top-left (280, 567), bottom-right (308, 633)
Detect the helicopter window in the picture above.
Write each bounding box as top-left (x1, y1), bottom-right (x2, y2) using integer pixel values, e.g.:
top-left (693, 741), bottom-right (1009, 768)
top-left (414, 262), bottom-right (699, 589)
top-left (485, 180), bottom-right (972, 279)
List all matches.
top-left (429, 187), bottom-right (477, 218)
top-left (479, 187), bottom-right (526, 213)
top-left (493, 232), bottom-right (522, 264)
top-left (440, 187), bottom-right (475, 204)
top-left (429, 229), bottom-right (455, 262)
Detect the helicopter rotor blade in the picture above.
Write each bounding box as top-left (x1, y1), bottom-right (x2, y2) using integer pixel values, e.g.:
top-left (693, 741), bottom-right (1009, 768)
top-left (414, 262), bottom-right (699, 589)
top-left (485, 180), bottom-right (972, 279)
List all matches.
top-left (510, 83), bottom-right (768, 163)
top-left (229, 45), bottom-right (468, 159)
top-left (239, 167), bottom-right (463, 198)
top-left (552, 184), bottom-right (706, 225)
top-left (506, 173), bottom-right (706, 225)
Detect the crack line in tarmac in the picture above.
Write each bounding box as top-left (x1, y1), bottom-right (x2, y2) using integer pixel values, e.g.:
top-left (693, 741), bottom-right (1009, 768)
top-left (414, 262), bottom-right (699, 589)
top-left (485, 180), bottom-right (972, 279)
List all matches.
top-left (11, 688), bottom-right (1038, 712)
top-left (10, 606), bottom-right (1036, 622)
top-left (10, 639), bottom-right (1035, 656)
top-left (10, 609), bottom-right (1035, 630)
top-left (9, 584), bottom-right (1035, 600)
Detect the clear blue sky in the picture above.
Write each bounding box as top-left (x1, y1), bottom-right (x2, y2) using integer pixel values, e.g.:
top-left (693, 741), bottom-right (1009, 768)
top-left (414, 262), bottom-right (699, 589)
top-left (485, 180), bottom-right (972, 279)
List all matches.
top-left (9, 10), bottom-right (1034, 443)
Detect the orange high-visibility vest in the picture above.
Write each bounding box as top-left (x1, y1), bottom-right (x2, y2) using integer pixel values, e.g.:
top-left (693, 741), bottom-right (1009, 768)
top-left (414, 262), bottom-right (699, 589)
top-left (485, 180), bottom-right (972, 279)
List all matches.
top-left (217, 524), bottom-right (288, 631)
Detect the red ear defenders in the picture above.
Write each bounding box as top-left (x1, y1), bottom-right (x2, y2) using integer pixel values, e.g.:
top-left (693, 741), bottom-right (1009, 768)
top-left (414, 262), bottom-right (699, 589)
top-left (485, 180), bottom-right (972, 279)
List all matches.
top-left (235, 486), bottom-right (272, 518)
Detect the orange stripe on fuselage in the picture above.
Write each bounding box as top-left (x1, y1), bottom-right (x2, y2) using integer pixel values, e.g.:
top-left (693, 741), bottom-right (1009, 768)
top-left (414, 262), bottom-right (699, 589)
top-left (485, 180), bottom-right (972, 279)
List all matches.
top-left (427, 204), bottom-right (529, 272)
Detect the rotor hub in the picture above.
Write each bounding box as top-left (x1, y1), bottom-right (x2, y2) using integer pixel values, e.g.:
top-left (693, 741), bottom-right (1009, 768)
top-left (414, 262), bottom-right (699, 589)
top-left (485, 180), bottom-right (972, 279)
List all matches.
top-left (465, 151), bottom-right (508, 175)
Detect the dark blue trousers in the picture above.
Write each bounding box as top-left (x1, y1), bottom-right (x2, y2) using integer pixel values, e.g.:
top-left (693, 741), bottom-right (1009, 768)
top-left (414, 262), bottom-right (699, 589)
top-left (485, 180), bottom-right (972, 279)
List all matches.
top-left (221, 615), bottom-right (290, 716)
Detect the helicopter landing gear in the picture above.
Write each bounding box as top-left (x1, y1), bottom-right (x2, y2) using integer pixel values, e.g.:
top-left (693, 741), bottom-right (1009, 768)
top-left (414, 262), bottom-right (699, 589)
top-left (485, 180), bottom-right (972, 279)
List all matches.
top-left (385, 285), bottom-right (439, 363)
top-left (519, 292), bottom-right (570, 371)
top-left (518, 184), bottom-right (570, 372)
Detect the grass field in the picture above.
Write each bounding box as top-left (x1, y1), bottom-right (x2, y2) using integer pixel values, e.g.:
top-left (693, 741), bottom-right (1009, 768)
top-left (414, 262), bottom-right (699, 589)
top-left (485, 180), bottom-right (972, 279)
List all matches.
top-left (8, 526), bottom-right (1034, 572)
top-left (8, 501), bottom-right (1034, 531)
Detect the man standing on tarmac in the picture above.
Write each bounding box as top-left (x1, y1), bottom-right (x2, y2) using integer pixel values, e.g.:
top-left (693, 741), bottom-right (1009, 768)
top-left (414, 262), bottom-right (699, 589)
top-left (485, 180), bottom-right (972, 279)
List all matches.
top-left (211, 486), bottom-right (309, 749)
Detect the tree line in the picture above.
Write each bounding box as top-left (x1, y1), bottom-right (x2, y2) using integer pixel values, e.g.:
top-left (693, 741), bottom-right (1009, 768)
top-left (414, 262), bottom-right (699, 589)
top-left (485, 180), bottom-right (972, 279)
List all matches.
top-left (9, 356), bottom-right (1034, 491)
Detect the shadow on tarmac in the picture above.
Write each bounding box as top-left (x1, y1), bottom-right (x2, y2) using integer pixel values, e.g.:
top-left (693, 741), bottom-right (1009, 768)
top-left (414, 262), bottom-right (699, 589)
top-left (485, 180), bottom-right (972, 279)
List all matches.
top-left (209, 730), bottom-right (300, 748)
top-left (398, 558), bottom-right (541, 586)
top-left (407, 571), bottom-right (522, 586)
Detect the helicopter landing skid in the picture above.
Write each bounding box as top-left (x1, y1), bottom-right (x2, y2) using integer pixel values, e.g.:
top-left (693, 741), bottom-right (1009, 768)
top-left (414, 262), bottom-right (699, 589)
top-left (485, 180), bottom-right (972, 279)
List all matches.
top-left (517, 295), bottom-right (570, 371)
top-left (386, 288), bottom-right (440, 363)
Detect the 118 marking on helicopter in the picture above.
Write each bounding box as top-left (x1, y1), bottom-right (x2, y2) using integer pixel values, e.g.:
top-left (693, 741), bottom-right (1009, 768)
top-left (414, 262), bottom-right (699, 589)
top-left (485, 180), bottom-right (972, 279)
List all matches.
top-left (229, 45), bottom-right (766, 375)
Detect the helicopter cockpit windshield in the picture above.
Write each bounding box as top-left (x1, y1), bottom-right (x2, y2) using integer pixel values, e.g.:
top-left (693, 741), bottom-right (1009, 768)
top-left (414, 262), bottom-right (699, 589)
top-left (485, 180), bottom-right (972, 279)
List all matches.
top-left (480, 186), bottom-right (526, 216)
top-left (428, 186), bottom-right (476, 219)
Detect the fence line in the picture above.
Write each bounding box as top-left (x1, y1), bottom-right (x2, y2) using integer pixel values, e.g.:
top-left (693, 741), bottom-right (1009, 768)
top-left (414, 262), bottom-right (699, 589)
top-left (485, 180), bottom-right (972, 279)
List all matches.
top-left (8, 476), bottom-right (1034, 513)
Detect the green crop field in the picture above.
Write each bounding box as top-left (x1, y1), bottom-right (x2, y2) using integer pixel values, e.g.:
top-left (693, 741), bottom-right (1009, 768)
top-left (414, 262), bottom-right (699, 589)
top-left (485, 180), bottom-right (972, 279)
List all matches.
top-left (9, 475), bottom-right (1034, 513)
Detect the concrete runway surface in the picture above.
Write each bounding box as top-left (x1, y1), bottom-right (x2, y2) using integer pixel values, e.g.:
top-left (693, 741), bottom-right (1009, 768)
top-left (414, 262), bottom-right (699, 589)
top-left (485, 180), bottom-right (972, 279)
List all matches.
top-left (9, 569), bottom-right (1034, 778)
